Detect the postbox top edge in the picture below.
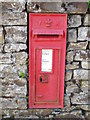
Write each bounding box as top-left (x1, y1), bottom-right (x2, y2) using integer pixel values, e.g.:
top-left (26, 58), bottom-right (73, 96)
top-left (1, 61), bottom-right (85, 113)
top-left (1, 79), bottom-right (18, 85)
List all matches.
top-left (29, 13), bottom-right (67, 17)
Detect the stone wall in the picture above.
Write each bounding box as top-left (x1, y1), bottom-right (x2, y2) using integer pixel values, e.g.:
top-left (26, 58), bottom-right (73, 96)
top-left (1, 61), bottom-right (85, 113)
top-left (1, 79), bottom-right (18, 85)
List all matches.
top-left (0, 1), bottom-right (90, 119)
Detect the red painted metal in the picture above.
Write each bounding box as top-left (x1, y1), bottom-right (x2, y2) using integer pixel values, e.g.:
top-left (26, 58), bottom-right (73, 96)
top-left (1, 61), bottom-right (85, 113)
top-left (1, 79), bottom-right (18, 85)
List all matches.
top-left (29, 13), bottom-right (67, 108)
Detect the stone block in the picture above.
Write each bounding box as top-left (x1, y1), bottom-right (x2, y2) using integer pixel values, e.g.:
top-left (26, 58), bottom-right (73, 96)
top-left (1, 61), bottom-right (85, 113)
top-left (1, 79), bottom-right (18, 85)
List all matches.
top-left (80, 80), bottom-right (88, 93)
top-left (84, 14), bottom-right (90, 26)
top-left (5, 44), bottom-right (27, 52)
top-left (0, 53), bottom-right (12, 64)
top-left (66, 62), bottom-right (79, 70)
top-left (5, 26), bottom-right (27, 43)
top-left (68, 41), bottom-right (88, 50)
top-left (68, 29), bottom-right (77, 42)
top-left (71, 92), bottom-right (88, 104)
top-left (65, 70), bottom-right (72, 81)
top-left (1, 98), bottom-right (27, 110)
top-left (73, 69), bottom-right (89, 80)
top-left (78, 27), bottom-right (90, 41)
top-left (81, 61), bottom-right (90, 69)
top-left (68, 15), bottom-right (81, 28)
top-left (66, 51), bottom-right (75, 63)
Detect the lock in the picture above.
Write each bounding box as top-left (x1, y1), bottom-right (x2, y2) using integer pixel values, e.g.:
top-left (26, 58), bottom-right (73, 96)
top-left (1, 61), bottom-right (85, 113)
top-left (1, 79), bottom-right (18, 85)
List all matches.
top-left (29, 13), bottom-right (67, 108)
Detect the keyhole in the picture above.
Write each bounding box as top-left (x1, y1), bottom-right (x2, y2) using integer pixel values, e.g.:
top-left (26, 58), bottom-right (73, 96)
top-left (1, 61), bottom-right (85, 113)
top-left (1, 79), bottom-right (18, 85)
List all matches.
top-left (40, 76), bottom-right (42, 82)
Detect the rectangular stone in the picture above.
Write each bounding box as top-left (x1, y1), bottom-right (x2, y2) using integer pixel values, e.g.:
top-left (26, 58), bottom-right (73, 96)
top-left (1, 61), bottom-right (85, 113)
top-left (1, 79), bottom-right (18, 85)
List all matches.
top-left (0, 53), bottom-right (12, 64)
top-left (81, 61), bottom-right (90, 69)
top-left (71, 92), bottom-right (88, 104)
top-left (66, 62), bottom-right (79, 70)
top-left (12, 52), bottom-right (27, 65)
top-left (5, 26), bottom-right (27, 43)
top-left (5, 44), bottom-right (27, 52)
top-left (68, 41), bottom-right (88, 50)
top-left (84, 14), bottom-right (90, 26)
top-left (2, 78), bottom-right (27, 98)
top-left (68, 29), bottom-right (77, 42)
top-left (0, 98), bottom-right (27, 110)
top-left (78, 27), bottom-right (90, 41)
top-left (73, 69), bottom-right (89, 80)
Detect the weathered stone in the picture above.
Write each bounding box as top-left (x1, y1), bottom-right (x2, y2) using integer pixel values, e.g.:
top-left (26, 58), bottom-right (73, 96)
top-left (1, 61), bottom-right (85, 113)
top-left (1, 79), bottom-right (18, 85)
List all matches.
top-left (1, 2), bottom-right (27, 25)
top-left (78, 27), bottom-right (90, 41)
top-left (80, 81), bottom-right (88, 93)
top-left (85, 112), bottom-right (90, 119)
top-left (81, 61), bottom-right (90, 69)
top-left (73, 69), bottom-right (89, 80)
top-left (5, 26), bottom-right (27, 43)
top-left (1, 98), bottom-right (27, 110)
top-left (38, 2), bottom-right (65, 12)
top-left (66, 62), bottom-right (79, 70)
top-left (2, 2), bottom-right (25, 13)
top-left (0, 44), bottom-right (3, 52)
top-left (0, 27), bottom-right (4, 44)
top-left (84, 14), bottom-right (90, 26)
top-left (5, 44), bottom-right (27, 52)
top-left (66, 51), bottom-right (75, 63)
top-left (0, 53), bottom-right (12, 64)
top-left (65, 70), bottom-right (72, 81)
top-left (68, 29), bottom-right (77, 42)
top-left (74, 50), bottom-right (90, 61)
top-left (2, 12), bottom-right (27, 26)
top-left (70, 110), bottom-right (83, 118)
top-left (64, 96), bottom-right (70, 107)
top-left (66, 84), bottom-right (79, 96)
top-left (66, 2), bottom-right (88, 14)
top-left (77, 105), bottom-right (88, 111)
top-left (1, 78), bottom-right (27, 98)
top-left (68, 41), bottom-right (88, 50)
top-left (12, 52), bottom-right (27, 65)
top-left (68, 15), bottom-right (81, 28)
top-left (71, 92), bottom-right (88, 104)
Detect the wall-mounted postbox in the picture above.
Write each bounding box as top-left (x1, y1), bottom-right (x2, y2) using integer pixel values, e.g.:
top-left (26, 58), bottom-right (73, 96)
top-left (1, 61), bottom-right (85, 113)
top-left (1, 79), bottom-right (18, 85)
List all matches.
top-left (29, 13), bottom-right (67, 108)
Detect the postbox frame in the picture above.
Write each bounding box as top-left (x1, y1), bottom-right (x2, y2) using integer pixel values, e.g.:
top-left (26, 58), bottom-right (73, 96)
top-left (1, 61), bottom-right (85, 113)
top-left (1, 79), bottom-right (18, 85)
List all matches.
top-left (29, 13), bottom-right (67, 108)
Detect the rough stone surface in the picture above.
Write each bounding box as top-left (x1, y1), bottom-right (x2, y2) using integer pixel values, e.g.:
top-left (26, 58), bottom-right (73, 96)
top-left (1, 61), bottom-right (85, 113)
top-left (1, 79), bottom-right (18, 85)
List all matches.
top-left (5, 44), bottom-right (27, 52)
top-left (65, 70), bottom-right (72, 81)
top-left (73, 69), bottom-right (89, 80)
top-left (68, 15), bottom-right (81, 28)
top-left (66, 51), bottom-right (75, 63)
top-left (5, 26), bottom-right (27, 43)
top-left (71, 92), bottom-right (88, 104)
top-left (80, 80), bottom-right (88, 93)
top-left (68, 29), bottom-right (77, 42)
top-left (78, 27), bottom-right (90, 41)
top-left (66, 62), bottom-right (79, 70)
top-left (74, 50), bottom-right (90, 61)
top-left (68, 41), bottom-right (88, 50)
top-left (81, 61), bottom-right (90, 69)
top-left (0, 53), bottom-right (12, 64)
top-left (84, 14), bottom-right (90, 26)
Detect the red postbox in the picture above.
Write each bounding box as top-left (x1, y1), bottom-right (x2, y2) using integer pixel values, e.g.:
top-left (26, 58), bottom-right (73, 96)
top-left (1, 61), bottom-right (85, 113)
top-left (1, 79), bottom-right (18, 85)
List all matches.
top-left (29, 13), bottom-right (67, 108)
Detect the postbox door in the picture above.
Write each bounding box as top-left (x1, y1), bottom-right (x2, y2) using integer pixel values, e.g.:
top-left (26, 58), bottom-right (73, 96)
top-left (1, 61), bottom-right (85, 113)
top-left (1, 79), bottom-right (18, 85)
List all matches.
top-left (35, 49), bottom-right (60, 102)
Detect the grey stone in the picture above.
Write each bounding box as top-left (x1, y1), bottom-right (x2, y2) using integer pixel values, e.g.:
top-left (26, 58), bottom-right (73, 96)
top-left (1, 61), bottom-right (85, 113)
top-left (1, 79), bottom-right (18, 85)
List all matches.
top-left (65, 70), bottom-right (72, 81)
top-left (1, 98), bottom-right (27, 110)
top-left (0, 27), bottom-right (4, 44)
top-left (64, 96), bottom-right (70, 107)
top-left (70, 110), bottom-right (83, 118)
top-left (0, 53), bottom-right (12, 64)
top-left (12, 52), bottom-right (27, 65)
top-left (5, 26), bottom-right (27, 43)
top-left (66, 62), bottom-right (79, 70)
top-left (66, 84), bottom-right (79, 96)
top-left (71, 92), bottom-right (88, 104)
top-left (5, 44), bottom-right (27, 52)
top-left (68, 29), bottom-right (77, 42)
top-left (2, 78), bottom-right (27, 98)
top-left (66, 51), bottom-right (75, 63)
top-left (80, 81), bottom-right (88, 93)
top-left (0, 44), bottom-right (3, 52)
top-left (78, 27), bottom-right (90, 41)
top-left (81, 61), bottom-right (90, 69)
top-left (66, 2), bottom-right (88, 14)
top-left (74, 50), bottom-right (90, 61)
top-left (68, 15), bottom-right (81, 28)
top-left (68, 41), bottom-right (88, 50)
top-left (2, 12), bottom-right (27, 26)
top-left (73, 69), bottom-right (89, 80)
top-left (84, 14), bottom-right (90, 26)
